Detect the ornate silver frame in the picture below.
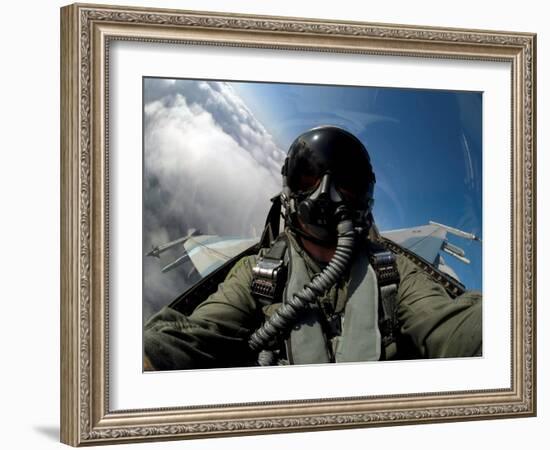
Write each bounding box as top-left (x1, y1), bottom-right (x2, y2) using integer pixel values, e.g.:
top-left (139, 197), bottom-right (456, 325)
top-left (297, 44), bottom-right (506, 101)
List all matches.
top-left (60, 3), bottom-right (536, 446)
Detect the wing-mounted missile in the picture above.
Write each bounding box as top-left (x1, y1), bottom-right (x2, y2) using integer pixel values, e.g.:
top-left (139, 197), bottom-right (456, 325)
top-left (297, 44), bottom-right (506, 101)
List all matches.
top-left (429, 221), bottom-right (482, 243)
top-left (441, 241), bottom-right (470, 265)
top-left (161, 253), bottom-right (191, 273)
top-left (146, 228), bottom-right (199, 258)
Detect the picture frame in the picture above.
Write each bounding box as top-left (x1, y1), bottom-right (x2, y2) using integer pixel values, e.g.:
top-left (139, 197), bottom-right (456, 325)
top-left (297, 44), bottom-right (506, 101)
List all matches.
top-left (60, 2), bottom-right (536, 446)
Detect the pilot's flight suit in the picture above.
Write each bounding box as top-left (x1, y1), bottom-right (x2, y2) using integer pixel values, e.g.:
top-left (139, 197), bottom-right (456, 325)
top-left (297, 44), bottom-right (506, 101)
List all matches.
top-left (144, 232), bottom-right (482, 371)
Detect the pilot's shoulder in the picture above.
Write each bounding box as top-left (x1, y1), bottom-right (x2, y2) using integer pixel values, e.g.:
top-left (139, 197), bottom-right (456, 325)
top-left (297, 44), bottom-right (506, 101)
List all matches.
top-left (393, 252), bottom-right (429, 284)
top-left (226, 254), bottom-right (258, 280)
top-left (394, 252), bottom-right (417, 272)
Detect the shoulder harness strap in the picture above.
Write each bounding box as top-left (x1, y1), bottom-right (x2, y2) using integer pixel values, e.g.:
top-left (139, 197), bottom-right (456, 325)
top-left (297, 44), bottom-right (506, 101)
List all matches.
top-left (250, 236), bottom-right (288, 307)
top-left (368, 242), bottom-right (400, 354)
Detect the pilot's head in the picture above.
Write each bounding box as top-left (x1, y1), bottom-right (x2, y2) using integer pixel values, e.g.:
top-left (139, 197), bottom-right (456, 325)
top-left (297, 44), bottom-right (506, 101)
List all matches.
top-left (281, 125), bottom-right (376, 244)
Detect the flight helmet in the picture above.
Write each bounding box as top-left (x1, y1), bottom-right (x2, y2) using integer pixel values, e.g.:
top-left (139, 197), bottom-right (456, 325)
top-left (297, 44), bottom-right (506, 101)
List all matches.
top-left (281, 125), bottom-right (376, 243)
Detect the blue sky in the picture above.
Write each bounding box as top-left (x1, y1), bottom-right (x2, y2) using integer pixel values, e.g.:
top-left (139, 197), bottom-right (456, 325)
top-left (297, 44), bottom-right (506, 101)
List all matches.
top-left (234, 81), bottom-right (483, 291)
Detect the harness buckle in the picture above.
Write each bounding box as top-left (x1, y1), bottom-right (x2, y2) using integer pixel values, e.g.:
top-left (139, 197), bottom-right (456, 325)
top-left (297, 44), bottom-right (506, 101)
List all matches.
top-left (251, 258), bottom-right (285, 302)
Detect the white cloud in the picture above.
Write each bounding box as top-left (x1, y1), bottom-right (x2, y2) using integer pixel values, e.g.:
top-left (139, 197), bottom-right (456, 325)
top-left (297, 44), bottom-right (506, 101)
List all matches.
top-left (143, 79), bottom-right (286, 317)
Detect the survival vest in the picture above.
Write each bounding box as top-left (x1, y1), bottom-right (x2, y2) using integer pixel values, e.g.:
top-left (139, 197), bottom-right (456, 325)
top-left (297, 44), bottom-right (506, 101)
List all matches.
top-left (250, 231), bottom-right (400, 362)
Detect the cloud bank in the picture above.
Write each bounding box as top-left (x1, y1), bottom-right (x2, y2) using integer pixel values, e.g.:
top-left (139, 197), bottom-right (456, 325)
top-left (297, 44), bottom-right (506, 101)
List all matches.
top-left (143, 78), bottom-right (286, 319)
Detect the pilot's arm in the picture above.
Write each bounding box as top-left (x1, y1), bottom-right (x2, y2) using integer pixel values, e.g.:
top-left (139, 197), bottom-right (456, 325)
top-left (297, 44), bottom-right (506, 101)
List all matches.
top-left (395, 254), bottom-right (482, 358)
top-left (144, 256), bottom-right (260, 370)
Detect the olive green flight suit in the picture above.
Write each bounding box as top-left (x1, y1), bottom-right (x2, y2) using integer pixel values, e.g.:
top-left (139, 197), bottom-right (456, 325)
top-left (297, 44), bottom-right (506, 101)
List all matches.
top-left (144, 242), bottom-right (482, 371)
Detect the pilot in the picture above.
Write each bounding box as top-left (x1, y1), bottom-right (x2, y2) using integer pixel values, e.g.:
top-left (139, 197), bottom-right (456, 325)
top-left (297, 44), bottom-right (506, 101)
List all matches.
top-left (144, 126), bottom-right (482, 370)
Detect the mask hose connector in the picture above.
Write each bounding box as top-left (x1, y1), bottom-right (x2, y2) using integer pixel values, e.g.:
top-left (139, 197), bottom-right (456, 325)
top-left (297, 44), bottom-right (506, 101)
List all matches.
top-left (248, 208), bottom-right (355, 361)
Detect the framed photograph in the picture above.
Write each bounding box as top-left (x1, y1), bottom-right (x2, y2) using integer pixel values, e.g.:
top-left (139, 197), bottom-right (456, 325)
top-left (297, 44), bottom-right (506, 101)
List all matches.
top-left (60, 3), bottom-right (536, 446)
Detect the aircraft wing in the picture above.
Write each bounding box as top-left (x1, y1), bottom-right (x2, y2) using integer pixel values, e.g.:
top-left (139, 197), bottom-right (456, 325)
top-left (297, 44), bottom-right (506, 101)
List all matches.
top-left (380, 221), bottom-right (480, 283)
top-left (182, 235), bottom-right (259, 278)
top-left (147, 232), bottom-right (258, 280)
top-left (381, 223), bottom-right (447, 265)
